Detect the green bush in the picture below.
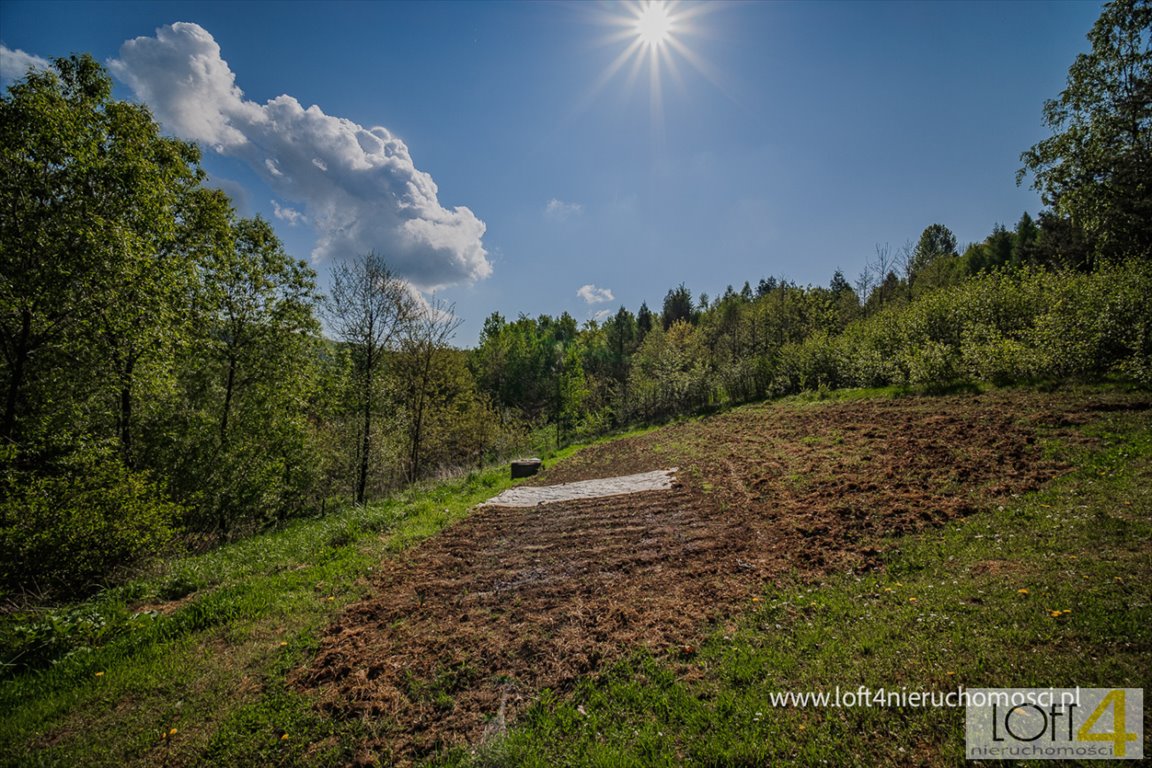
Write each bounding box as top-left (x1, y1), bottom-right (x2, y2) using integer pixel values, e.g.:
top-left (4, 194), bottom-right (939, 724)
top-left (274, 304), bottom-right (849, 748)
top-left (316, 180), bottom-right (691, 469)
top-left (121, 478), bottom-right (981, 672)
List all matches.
top-left (904, 339), bottom-right (960, 388)
top-left (959, 326), bottom-right (1035, 384)
top-left (0, 445), bottom-right (179, 597)
top-left (806, 262), bottom-right (1152, 392)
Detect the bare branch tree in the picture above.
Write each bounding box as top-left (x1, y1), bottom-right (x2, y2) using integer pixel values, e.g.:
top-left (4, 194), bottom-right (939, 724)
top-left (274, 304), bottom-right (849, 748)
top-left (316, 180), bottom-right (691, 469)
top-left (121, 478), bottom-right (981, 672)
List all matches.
top-left (325, 251), bottom-right (415, 504)
top-left (855, 261), bottom-right (875, 310)
top-left (897, 239), bottom-right (916, 298)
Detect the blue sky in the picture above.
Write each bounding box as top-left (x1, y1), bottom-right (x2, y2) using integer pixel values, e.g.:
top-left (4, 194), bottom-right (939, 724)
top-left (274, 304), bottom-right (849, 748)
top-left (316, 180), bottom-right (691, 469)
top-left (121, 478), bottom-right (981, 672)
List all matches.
top-left (1, 0), bottom-right (1103, 344)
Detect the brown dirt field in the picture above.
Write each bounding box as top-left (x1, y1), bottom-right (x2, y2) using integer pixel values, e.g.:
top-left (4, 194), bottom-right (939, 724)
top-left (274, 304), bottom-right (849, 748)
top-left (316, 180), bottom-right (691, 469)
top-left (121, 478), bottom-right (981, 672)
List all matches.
top-left (295, 389), bottom-right (1147, 764)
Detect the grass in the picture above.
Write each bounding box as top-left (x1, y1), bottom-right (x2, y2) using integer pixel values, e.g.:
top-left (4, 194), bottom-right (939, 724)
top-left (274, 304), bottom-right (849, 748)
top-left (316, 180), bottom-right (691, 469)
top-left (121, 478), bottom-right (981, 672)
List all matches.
top-left (435, 395), bottom-right (1152, 767)
top-left (2, 388), bottom-right (1149, 766)
top-left (0, 447), bottom-right (598, 768)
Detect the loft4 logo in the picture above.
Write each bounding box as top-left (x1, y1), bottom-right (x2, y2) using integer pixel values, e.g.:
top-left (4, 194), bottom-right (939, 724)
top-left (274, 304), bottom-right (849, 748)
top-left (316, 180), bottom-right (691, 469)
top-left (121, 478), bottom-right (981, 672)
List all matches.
top-left (966, 688), bottom-right (1144, 761)
top-left (990, 690), bottom-right (1139, 755)
top-left (1076, 690), bottom-right (1140, 757)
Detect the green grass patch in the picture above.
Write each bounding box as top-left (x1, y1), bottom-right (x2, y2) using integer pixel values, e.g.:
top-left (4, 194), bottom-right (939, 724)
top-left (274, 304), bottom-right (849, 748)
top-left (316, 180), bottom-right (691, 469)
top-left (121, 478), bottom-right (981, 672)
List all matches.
top-left (0, 458), bottom-right (565, 768)
top-left (444, 403), bottom-right (1152, 767)
top-left (3, 393), bottom-right (1148, 766)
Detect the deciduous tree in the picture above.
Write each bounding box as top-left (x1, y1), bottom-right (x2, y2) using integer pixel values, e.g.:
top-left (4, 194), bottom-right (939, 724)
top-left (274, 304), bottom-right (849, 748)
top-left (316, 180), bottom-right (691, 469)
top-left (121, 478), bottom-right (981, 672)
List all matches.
top-left (1019, 0), bottom-right (1152, 262)
top-left (325, 252), bottom-right (414, 504)
top-left (1, 55), bottom-right (201, 455)
top-left (399, 298), bottom-right (462, 483)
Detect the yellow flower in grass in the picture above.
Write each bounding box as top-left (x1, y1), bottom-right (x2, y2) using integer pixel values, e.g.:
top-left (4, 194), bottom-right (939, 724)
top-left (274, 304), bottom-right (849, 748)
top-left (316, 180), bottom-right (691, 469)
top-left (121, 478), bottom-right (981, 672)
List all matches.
top-left (1048, 608), bottom-right (1072, 618)
top-left (908, 597), bottom-right (918, 603)
top-left (281, 733), bottom-right (290, 741)
top-left (94, 671), bottom-right (105, 677)
top-left (1017, 588), bottom-right (1029, 596)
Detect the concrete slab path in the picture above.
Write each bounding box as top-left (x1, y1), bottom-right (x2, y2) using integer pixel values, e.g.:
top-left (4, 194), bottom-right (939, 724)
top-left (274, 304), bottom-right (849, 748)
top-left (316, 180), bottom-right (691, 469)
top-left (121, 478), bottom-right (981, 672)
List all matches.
top-left (479, 468), bottom-right (679, 508)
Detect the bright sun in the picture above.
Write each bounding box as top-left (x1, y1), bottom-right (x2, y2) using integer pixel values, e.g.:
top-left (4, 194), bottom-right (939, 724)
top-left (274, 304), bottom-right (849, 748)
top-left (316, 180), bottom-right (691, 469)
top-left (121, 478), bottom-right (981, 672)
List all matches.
top-left (587, 0), bottom-right (724, 142)
top-left (635, 1), bottom-right (673, 48)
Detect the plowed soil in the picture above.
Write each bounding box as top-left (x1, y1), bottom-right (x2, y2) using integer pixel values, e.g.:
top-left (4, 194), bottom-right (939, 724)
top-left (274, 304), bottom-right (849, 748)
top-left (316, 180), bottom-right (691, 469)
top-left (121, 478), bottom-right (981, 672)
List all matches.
top-left (296, 389), bottom-right (1144, 763)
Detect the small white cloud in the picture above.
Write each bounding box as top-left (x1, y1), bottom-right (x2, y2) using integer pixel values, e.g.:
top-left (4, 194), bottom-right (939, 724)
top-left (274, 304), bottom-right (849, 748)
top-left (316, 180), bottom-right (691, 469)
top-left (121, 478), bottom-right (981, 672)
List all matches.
top-left (577, 284), bottom-right (614, 304)
top-left (592, 308), bottom-right (613, 322)
top-left (545, 198), bottom-right (583, 221)
top-left (272, 200), bottom-right (304, 225)
top-left (0, 45), bottom-right (51, 86)
top-left (110, 22), bottom-right (490, 289)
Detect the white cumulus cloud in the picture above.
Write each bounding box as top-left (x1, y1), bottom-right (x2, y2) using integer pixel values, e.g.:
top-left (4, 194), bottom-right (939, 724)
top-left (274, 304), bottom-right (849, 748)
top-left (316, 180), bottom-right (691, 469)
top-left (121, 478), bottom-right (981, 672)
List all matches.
top-left (577, 284), bottom-right (614, 305)
top-left (109, 22), bottom-right (490, 289)
top-left (272, 200), bottom-right (304, 225)
top-left (0, 45), bottom-right (51, 86)
top-left (545, 198), bottom-right (583, 221)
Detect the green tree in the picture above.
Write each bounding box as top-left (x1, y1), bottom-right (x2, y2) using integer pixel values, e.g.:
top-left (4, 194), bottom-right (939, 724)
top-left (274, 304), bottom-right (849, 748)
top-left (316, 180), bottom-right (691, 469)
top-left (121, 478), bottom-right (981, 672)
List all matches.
top-left (0, 55), bottom-right (206, 592)
top-left (962, 224), bottom-right (1016, 275)
top-left (206, 217), bottom-right (317, 446)
top-left (1019, 0), bottom-right (1152, 262)
top-left (628, 321), bottom-right (709, 421)
top-left (1, 55), bottom-right (201, 454)
top-left (398, 299), bottom-right (462, 483)
top-left (1013, 212), bottom-right (1040, 264)
top-left (473, 312), bottom-right (511, 413)
top-left (1033, 210), bottom-right (1094, 269)
top-left (909, 224), bottom-right (959, 286)
top-left (756, 276), bottom-right (779, 298)
top-left (636, 302), bottom-right (655, 341)
top-left (193, 214), bottom-right (321, 531)
top-left (661, 283), bottom-right (696, 329)
top-left (391, 347), bottom-right (496, 476)
top-left (605, 307), bottom-right (638, 381)
top-left (828, 269), bottom-right (861, 328)
top-left (865, 271), bottom-right (905, 314)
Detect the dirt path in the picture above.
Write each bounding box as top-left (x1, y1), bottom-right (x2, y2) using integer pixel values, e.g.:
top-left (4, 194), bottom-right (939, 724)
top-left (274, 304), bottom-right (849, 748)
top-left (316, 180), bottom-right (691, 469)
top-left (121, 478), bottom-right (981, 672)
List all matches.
top-left (296, 390), bottom-right (1145, 764)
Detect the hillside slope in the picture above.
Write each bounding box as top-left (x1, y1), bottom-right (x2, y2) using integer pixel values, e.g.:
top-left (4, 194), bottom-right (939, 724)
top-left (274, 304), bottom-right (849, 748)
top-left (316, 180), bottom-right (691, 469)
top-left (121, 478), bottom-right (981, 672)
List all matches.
top-left (298, 388), bottom-right (1137, 763)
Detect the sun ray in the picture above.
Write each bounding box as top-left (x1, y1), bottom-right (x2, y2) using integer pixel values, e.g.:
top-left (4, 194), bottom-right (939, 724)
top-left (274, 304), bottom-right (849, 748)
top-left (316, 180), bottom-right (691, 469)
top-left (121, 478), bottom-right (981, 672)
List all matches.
top-left (568, 0), bottom-right (734, 146)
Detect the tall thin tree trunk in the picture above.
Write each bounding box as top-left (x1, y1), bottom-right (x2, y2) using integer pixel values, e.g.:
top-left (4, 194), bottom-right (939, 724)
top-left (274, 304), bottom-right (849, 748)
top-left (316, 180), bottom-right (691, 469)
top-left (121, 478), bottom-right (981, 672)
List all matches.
top-left (407, 346), bottom-right (433, 483)
top-left (113, 347), bottom-right (139, 469)
top-left (118, 355), bottom-right (136, 467)
top-left (357, 363), bottom-right (372, 505)
top-left (220, 354), bottom-right (236, 445)
top-left (555, 363), bottom-right (562, 449)
top-left (2, 309), bottom-right (32, 446)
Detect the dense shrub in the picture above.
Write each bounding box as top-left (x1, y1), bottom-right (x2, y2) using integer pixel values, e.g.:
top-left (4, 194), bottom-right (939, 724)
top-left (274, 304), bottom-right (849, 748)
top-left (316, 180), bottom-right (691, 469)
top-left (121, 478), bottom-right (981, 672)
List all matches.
top-left (777, 263), bottom-right (1152, 392)
top-left (0, 445), bottom-right (178, 597)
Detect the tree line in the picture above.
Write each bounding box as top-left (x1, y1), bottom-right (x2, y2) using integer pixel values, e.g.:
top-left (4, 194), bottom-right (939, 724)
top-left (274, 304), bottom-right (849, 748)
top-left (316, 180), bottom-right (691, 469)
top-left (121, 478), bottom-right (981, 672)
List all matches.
top-left (0, 58), bottom-right (515, 596)
top-left (2, 0), bottom-right (1148, 598)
